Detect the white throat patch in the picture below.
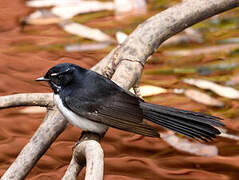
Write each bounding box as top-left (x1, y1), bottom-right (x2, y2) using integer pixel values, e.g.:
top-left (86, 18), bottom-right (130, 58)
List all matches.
top-left (54, 94), bottom-right (108, 133)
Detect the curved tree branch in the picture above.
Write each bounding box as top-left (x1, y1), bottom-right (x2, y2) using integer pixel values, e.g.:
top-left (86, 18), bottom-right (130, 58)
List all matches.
top-left (62, 133), bottom-right (103, 180)
top-left (0, 93), bottom-right (53, 109)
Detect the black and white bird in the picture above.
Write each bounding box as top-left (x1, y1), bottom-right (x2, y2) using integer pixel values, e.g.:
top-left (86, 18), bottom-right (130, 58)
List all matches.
top-left (36, 63), bottom-right (223, 141)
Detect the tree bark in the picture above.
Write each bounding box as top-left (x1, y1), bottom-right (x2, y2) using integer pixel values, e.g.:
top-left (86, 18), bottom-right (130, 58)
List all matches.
top-left (0, 93), bottom-right (53, 108)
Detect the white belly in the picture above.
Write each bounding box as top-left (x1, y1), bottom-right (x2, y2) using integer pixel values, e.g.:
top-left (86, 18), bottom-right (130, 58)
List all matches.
top-left (54, 94), bottom-right (108, 133)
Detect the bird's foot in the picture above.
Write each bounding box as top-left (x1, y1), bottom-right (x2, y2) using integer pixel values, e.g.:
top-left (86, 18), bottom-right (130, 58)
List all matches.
top-left (102, 65), bottom-right (114, 79)
top-left (133, 82), bottom-right (142, 98)
top-left (72, 131), bottom-right (105, 151)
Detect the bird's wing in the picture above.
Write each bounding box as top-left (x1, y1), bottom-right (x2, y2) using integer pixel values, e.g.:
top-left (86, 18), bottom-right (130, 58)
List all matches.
top-left (64, 89), bottom-right (160, 137)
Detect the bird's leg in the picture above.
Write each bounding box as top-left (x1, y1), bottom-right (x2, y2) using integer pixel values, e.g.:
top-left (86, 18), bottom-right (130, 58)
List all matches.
top-left (133, 81), bottom-right (142, 98)
top-left (46, 105), bottom-right (55, 111)
top-left (102, 65), bottom-right (114, 79)
top-left (73, 131), bottom-right (104, 150)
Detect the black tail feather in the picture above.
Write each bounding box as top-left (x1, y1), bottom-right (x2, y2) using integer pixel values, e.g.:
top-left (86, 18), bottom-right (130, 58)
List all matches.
top-left (141, 102), bottom-right (223, 142)
top-left (144, 112), bottom-right (214, 141)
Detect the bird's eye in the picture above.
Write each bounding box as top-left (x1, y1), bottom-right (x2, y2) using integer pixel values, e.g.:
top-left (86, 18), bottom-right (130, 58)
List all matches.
top-left (58, 75), bottom-right (63, 80)
top-left (49, 69), bottom-right (73, 86)
top-left (50, 73), bottom-right (63, 80)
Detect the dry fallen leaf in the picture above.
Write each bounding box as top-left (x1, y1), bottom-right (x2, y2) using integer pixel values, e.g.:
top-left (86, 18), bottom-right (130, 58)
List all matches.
top-left (161, 131), bottom-right (218, 157)
top-left (130, 85), bottom-right (167, 97)
top-left (65, 42), bottom-right (110, 52)
top-left (220, 132), bottom-right (239, 141)
top-left (183, 78), bottom-right (239, 99)
top-left (218, 128), bottom-right (239, 141)
top-left (162, 28), bottom-right (203, 46)
top-left (26, 1), bottom-right (114, 21)
top-left (52, 1), bottom-right (114, 19)
top-left (26, 0), bottom-right (83, 8)
top-left (21, 9), bottom-right (62, 25)
top-left (164, 44), bottom-right (239, 56)
top-left (114, 0), bottom-right (147, 16)
top-left (116, 31), bottom-right (128, 44)
top-left (60, 22), bottom-right (114, 42)
top-left (184, 89), bottom-right (224, 107)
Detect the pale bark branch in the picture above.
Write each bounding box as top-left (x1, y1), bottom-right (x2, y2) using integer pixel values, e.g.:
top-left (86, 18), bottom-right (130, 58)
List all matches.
top-left (62, 133), bottom-right (103, 180)
top-left (1, 0), bottom-right (239, 179)
top-left (0, 93), bottom-right (53, 109)
top-left (62, 156), bottom-right (83, 180)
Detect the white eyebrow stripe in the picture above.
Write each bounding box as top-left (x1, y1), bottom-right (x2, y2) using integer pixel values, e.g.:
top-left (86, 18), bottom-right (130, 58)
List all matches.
top-left (51, 68), bottom-right (72, 77)
top-left (51, 73), bottom-right (59, 76)
top-left (50, 68), bottom-right (71, 76)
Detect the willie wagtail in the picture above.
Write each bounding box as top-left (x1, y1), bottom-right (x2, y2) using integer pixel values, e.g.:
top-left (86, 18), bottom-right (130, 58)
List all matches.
top-left (36, 63), bottom-right (223, 141)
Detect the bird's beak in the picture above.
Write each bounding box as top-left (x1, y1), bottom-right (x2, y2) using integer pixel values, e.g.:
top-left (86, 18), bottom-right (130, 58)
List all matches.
top-left (35, 77), bottom-right (50, 81)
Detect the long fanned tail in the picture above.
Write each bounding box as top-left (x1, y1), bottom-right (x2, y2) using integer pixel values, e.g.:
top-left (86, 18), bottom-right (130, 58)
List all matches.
top-left (140, 102), bottom-right (224, 142)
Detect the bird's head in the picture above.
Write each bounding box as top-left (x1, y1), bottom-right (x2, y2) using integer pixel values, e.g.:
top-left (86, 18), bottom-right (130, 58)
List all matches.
top-left (36, 63), bottom-right (77, 94)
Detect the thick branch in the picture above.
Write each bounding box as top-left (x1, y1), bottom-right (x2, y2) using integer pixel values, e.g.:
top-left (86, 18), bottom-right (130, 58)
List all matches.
top-left (0, 93), bottom-right (53, 109)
